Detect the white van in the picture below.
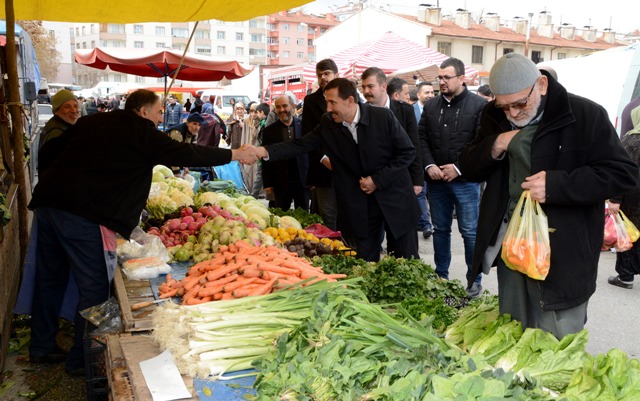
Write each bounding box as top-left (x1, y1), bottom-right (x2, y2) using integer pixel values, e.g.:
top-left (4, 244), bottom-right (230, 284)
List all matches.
top-left (539, 44), bottom-right (640, 135)
top-left (197, 89), bottom-right (253, 116)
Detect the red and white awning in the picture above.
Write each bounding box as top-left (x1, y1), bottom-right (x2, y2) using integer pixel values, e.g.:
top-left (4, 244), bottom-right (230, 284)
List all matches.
top-left (303, 32), bottom-right (478, 84)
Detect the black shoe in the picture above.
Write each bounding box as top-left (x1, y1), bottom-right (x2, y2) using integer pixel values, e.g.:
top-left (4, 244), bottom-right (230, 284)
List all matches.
top-left (422, 229), bottom-right (433, 239)
top-left (30, 348), bottom-right (69, 364)
top-left (467, 282), bottom-right (483, 298)
top-left (608, 275), bottom-right (633, 289)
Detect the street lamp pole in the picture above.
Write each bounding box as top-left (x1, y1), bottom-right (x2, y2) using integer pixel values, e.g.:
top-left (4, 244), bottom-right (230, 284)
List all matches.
top-left (525, 12), bottom-right (533, 58)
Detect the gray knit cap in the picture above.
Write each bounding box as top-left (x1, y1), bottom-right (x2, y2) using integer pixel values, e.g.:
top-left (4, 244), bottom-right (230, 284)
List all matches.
top-left (489, 53), bottom-right (541, 95)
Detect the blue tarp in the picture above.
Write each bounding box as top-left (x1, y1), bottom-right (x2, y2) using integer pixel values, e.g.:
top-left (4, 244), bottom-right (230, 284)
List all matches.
top-left (0, 21), bottom-right (42, 97)
top-left (214, 161), bottom-right (247, 192)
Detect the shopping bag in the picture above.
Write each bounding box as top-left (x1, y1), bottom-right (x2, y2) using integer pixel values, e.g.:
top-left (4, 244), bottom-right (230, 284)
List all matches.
top-left (602, 213), bottom-right (617, 250)
top-left (501, 191), bottom-right (551, 280)
top-left (613, 213), bottom-right (633, 252)
top-left (618, 211), bottom-right (640, 243)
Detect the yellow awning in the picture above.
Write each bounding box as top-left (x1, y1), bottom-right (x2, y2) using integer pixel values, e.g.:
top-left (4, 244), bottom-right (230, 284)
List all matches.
top-left (0, 0), bottom-right (311, 23)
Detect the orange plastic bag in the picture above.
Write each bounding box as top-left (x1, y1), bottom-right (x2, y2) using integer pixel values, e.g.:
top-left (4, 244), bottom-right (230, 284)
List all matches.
top-left (501, 191), bottom-right (551, 280)
top-left (602, 213), bottom-right (617, 250)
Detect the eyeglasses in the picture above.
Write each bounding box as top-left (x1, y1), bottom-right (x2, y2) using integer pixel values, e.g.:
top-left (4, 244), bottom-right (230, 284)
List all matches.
top-left (435, 74), bottom-right (461, 82)
top-left (494, 82), bottom-right (537, 111)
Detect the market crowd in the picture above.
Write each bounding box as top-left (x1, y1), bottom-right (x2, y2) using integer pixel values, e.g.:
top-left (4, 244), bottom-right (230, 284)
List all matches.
top-left (20, 52), bottom-right (640, 376)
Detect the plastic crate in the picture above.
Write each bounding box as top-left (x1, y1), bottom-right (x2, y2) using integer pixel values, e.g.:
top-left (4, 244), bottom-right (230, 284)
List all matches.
top-left (85, 335), bottom-right (109, 401)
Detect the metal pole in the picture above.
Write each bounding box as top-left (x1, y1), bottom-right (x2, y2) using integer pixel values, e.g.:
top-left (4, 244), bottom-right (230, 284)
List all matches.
top-left (4, 0), bottom-right (29, 265)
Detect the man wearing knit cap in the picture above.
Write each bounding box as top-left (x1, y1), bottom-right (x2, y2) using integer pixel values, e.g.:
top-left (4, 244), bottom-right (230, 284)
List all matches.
top-left (459, 53), bottom-right (639, 339)
top-left (40, 89), bottom-right (79, 149)
top-left (167, 112), bottom-right (205, 144)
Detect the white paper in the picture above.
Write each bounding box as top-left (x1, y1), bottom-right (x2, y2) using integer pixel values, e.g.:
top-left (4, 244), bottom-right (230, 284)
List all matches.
top-left (139, 349), bottom-right (192, 401)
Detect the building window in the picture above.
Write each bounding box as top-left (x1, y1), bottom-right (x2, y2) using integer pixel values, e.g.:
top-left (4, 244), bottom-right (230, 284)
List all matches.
top-left (196, 46), bottom-right (211, 54)
top-left (172, 44), bottom-right (182, 50)
top-left (135, 76), bottom-right (145, 83)
top-left (267, 24), bottom-right (275, 30)
top-left (236, 47), bottom-right (244, 56)
top-left (471, 45), bottom-right (484, 64)
top-left (156, 42), bottom-right (166, 48)
top-left (91, 40), bottom-right (95, 48)
top-left (155, 26), bottom-right (165, 36)
top-left (75, 27), bottom-right (79, 36)
top-left (283, 51), bottom-right (290, 58)
top-left (100, 40), bottom-right (107, 47)
top-left (267, 37), bottom-right (278, 44)
top-left (437, 41), bottom-right (451, 56)
top-left (296, 52), bottom-right (304, 59)
top-left (107, 24), bottom-right (124, 34)
top-left (82, 26), bottom-right (86, 35)
top-left (297, 24), bottom-right (305, 32)
top-left (76, 43), bottom-right (80, 49)
top-left (133, 24), bottom-right (143, 34)
top-left (503, 48), bottom-right (514, 55)
top-left (113, 75), bottom-right (121, 82)
top-left (90, 24), bottom-right (96, 34)
top-left (557, 52), bottom-right (566, 60)
top-left (195, 30), bottom-right (209, 39)
top-left (171, 28), bottom-right (189, 38)
top-left (217, 31), bottom-right (225, 40)
top-left (531, 50), bottom-right (543, 64)
top-left (217, 46), bottom-right (226, 55)
top-left (296, 38), bottom-right (304, 45)
top-left (283, 24), bottom-right (290, 31)
top-left (283, 37), bottom-right (290, 44)
top-left (157, 77), bottom-right (164, 83)
top-left (82, 42), bottom-right (87, 49)
top-left (249, 20), bottom-right (258, 28)
top-left (236, 32), bottom-right (243, 41)
top-left (249, 48), bottom-right (265, 56)
top-left (250, 33), bottom-right (263, 42)
top-left (308, 39), bottom-right (313, 47)
top-left (112, 41), bottom-right (124, 48)
top-left (134, 41), bottom-right (144, 48)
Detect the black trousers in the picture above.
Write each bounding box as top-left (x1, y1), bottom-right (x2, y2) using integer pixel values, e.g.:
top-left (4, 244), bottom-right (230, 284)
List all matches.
top-left (274, 182), bottom-right (309, 211)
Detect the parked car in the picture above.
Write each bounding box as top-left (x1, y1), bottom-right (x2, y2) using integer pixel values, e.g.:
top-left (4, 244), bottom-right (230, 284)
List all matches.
top-left (37, 103), bottom-right (53, 128)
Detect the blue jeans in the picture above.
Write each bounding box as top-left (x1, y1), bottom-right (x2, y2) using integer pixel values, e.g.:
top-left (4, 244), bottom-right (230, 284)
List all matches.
top-left (30, 207), bottom-right (110, 371)
top-left (417, 181), bottom-right (432, 231)
top-left (428, 180), bottom-right (481, 284)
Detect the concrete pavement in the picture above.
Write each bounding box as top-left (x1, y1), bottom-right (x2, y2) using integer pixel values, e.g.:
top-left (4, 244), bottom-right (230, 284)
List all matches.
top-left (415, 221), bottom-right (639, 359)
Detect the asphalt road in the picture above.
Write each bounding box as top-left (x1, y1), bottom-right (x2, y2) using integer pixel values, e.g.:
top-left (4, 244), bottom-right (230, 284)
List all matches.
top-left (416, 220), bottom-right (639, 359)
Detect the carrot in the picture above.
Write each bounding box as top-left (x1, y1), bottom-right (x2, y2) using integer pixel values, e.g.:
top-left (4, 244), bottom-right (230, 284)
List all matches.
top-left (198, 284), bottom-right (223, 298)
top-left (203, 273), bottom-right (239, 288)
top-left (228, 243), bottom-right (238, 253)
top-left (247, 277), bottom-right (278, 296)
top-left (325, 273), bottom-right (347, 279)
top-left (256, 262), bottom-right (299, 276)
top-left (206, 263), bottom-right (240, 282)
top-left (223, 277), bottom-right (258, 293)
top-left (221, 292), bottom-right (234, 300)
top-left (182, 284), bottom-right (202, 303)
top-left (218, 245), bottom-right (229, 253)
top-left (166, 274), bottom-right (173, 283)
top-left (231, 284), bottom-right (262, 298)
top-left (183, 274), bottom-right (204, 292)
top-left (234, 239), bottom-right (252, 249)
top-left (213, 292), bottom-right (223, 300)
top-left (159, 288), bottom-right (177, 298)
top-left (185, 296), bottom-right (211, 305)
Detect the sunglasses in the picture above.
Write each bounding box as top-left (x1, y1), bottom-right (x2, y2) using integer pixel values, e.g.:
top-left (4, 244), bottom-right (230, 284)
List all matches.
top-left (494, 81), bottom-right (537, 111)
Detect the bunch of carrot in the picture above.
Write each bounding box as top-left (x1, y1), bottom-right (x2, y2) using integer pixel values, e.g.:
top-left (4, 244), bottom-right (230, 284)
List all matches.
top-left (157, 239), bottom-right (346, 305)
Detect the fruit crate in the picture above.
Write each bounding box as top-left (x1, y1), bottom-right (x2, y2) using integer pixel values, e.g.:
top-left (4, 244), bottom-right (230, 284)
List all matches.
top-left (85, 335), bottom-right (109, 401)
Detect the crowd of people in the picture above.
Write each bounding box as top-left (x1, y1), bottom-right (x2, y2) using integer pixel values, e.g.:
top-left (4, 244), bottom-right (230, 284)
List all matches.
top-left (22, 52), bottom-right (640, 377)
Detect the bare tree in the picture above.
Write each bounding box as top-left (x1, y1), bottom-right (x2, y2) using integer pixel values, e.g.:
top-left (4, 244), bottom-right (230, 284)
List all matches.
top-left (17, 20), bottom-right (61, 81)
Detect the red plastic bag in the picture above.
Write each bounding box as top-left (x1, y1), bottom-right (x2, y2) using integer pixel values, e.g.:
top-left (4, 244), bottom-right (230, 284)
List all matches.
top-left (304, 224), bottom-right (342, 239)
top-left (603, 214), bottom-right (617, 249)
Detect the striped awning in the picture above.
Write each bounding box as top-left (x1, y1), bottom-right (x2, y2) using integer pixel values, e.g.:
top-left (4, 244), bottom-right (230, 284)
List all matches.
top-left (303, 32), bottom-right (478, 84)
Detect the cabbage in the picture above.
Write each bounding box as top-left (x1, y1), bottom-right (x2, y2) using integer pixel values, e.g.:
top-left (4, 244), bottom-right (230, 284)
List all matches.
top-left (242, 205), bottom-right (271, 220)
top-left (153, 165), bottom-right (174, 178)
top-left (279, 216), bottom-right (302, 230)
top-left (247, 214), bottom-right (267, 230)
top-left (224, 206), bottom-right (247, 219)
top-left (146, 195), bottom-right (178, 219)
top-left (194, 192), bottom-right (219, 207)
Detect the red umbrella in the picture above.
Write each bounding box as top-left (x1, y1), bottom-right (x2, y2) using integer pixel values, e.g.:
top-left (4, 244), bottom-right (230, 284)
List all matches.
top-left (75, 47), bottom-right (253, 82)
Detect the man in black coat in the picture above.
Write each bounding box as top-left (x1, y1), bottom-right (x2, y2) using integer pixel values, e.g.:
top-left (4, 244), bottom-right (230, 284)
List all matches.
top-left (459, 53), bottom-right (639, 339)
top-left (302, 59), bottom-right (340, 230)
top-left (361, 68), bottom-right (421, 256)
top-left (247, 78), bottom-right (420, 262)
top-left (261, 94), bottom-right (309, 211)
top-left (419, 57), bottom-right (487, 297)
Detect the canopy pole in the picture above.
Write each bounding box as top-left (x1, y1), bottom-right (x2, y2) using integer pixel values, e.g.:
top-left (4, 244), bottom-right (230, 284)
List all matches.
top-left (4, 0), bottom-right (29, 266)
top-left (163, 21), bottom-right (199, 130)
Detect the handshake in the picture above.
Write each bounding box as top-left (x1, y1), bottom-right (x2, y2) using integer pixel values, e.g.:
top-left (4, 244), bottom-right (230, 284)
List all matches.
top-left (233, 144), bottom-right (267, 165)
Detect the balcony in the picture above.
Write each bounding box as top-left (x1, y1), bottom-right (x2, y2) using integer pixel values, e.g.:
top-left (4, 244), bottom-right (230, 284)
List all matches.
top-left (99, 32), bottom-right (126, 41)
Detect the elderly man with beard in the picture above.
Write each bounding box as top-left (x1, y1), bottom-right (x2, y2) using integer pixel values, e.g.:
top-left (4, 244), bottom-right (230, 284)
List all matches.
top-left (459, 53), bottom-right (639, 339)
top-left (40, 90), bottom-right (79, 150)
top-left (261, 94), bottom-right (309, 211)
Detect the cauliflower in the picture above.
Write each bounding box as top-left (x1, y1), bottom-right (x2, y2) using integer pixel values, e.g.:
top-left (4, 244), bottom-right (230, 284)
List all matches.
top-left (166, 177), bottom-right (195, 198)
top-left (169, 188), bottom-right (193, 208)
top-left (146, 195), bottom-right (178, 219)
top-left (194, 191), bottom-right (220, 208)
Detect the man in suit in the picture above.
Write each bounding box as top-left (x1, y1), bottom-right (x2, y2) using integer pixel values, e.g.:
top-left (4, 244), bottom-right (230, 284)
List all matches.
top-left (261, 94), bottom-right (309, 211)
top-left (413, 82), bottom-right (435, 122)
top-left (302, 59), bottom-right (340, 230)
top-left (246, 78), bottom-right (420, 262)
top-left (361, 68), bottom-right (421, 256)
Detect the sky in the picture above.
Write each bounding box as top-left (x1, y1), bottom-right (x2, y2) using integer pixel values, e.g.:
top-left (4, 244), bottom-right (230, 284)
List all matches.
top-left (302, 0), bottom-right (638, 34)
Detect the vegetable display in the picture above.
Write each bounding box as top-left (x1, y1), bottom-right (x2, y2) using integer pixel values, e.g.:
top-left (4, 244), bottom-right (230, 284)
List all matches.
top-left (156, 240), bottom-right (345, 303)
top-left (152, 279), bottom-right (359, 378)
